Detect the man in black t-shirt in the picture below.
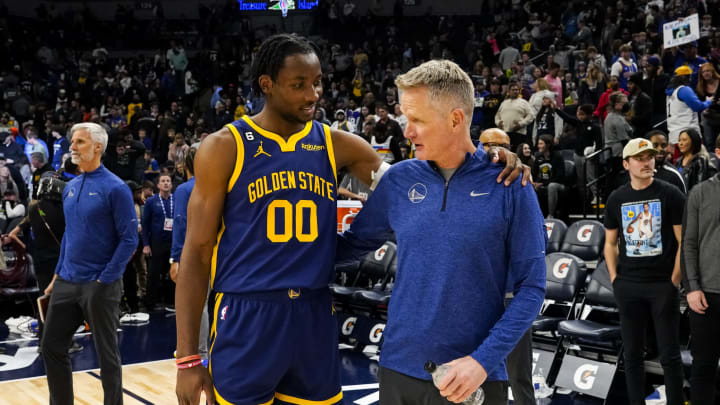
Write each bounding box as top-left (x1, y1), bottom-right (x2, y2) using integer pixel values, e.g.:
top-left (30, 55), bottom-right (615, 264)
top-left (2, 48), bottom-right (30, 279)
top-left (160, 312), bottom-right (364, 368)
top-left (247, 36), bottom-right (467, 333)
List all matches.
top-left (603, 138), bottom-right (686, 405)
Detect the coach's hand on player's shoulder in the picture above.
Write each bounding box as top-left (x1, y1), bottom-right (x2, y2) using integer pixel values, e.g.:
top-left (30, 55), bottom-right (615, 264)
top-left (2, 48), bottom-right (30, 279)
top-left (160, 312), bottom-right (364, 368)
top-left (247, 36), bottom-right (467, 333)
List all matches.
top-left (177, 366), bottom-right (215, 405)
top-left (492, 146), bottom-right (532, 186)
top-left (436, 355), bottom-right (487, 403)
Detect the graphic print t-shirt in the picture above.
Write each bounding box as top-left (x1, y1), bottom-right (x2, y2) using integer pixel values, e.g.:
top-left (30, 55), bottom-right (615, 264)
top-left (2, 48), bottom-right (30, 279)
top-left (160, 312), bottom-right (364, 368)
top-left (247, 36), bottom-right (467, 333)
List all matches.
top-left (604, 179), bottom-right (686, 282)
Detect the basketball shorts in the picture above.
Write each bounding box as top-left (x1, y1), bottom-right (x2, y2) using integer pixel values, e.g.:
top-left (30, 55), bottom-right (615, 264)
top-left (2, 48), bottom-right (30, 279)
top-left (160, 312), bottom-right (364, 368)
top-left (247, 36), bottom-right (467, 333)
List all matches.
top-left (209, 287), bottom-right (342, 405)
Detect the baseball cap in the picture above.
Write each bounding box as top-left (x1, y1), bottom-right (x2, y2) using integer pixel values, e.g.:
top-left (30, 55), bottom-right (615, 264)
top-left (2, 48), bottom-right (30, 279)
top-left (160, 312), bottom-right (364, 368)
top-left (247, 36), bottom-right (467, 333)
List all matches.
top-left (335, 109), bottom-right (345, 117)
top-left (623, 138), bottom-right (658, 159)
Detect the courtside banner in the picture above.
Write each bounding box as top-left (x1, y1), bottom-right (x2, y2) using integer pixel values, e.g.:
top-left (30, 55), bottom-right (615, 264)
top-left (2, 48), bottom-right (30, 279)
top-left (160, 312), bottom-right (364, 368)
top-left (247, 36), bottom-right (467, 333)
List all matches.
top-left (531, 349), bottom-right (554, 379)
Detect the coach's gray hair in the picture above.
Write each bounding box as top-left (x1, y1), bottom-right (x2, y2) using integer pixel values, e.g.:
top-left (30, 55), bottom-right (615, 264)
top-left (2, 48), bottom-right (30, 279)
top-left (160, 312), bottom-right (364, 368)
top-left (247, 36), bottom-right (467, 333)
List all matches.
top-left (70, 122), bottom-right (108, 154)
top-left (395, 59), bottom-right (474, 127)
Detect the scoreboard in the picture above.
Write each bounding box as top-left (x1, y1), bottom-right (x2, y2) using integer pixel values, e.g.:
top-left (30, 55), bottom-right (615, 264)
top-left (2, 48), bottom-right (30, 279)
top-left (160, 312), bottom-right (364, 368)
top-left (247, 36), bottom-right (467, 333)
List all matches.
top-left (238, 0), bottom-right (320, 12)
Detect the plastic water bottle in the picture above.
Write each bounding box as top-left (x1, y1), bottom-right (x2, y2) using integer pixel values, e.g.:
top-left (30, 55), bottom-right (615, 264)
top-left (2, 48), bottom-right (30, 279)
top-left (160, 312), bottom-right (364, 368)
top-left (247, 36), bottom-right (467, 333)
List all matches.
top-left (532, 374), bottom-right (553, 404)
top-left (425, 361), bottom-right (485, 405)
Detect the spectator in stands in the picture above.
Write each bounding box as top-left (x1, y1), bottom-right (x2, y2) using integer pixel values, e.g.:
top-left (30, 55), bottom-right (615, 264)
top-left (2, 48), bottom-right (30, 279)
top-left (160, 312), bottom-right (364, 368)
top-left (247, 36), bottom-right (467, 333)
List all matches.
top-left (604, 92), bottom-right (633, 163)
top-left (50, 130), bottom-right (70, 171)
top-left (0, 188), bottom-right (24, 233)
top-left (604, 138), bottom-right (686, 405)
top-left (26, 132), bottom-right (48, 162)
top-left (578, 64), bottom-right (604, 107)
top-left (586, 45), bottom-right (607, 73)
top-left (30, 152), bottom-right (53, 200)
top-left (41, 122), bottom-right (137, 405)
top-left (712, 135), bottom-right (720, 170)
top-left (339, 59), bottom-right (543, 405)
top-left (0, 166), bottom-right (18, 199)
top-left (516, 142), bottom-right (534, 168)
top-left (531, 96), bottom-right (562, 145)
top-left (683, 167), bottom-right (720, 405)
top-left (555, 103), bottom-right (603, 202)
top-left (675, 128), bottom-right (717, 193)
top-left (528, 78), bottom-right (556, 115)
top-left (532, 135), bottom-right (566, 218)
top-left (648, 130), bottom-right (686, 194)
top-left (0, 132), bottom-right (24, 164)
top-left (665, 41), bottom-right (707, 90)
top-left (495, 82), bottom-right (534, 149)
top-left (611, 44), bottom-right (638, 92)
top-left (544, 62), bottom-right (563, 106)
top-left (168, 134), bottom-right (189, 166)
top-left (370, 121), bottom-right (403, 164)
top-left (144, 150), bottom-right (160, 182)
top-left (331, 109), bottom-right (351, 132)
top-left (393, 104), bottom-right (407, 132)
top-left (627, 73), bottom-right (653, 140)
top-left (594, 75), bottom-right (628, 121)
top-left (697, 63), bottom-right (720, 149)
top-left (666, 66), bottom-right (712, 148)
top-left (641, 56), bottom-right (670, 128)
top-left (482, 79), bottom-right (504, 130)
top-left (142, 173), bottom-right (175, 312)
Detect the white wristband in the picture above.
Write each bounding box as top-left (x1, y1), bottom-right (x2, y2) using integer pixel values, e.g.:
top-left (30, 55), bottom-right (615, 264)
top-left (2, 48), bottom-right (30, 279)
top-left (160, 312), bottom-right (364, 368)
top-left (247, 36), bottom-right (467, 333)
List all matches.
top-left (370, 162), bottom-right (391, 191)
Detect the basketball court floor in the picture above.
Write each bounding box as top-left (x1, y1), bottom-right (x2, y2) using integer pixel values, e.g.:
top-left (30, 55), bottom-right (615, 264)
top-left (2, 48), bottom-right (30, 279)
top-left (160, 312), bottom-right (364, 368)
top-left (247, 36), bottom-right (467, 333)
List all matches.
top-left (0, 312), bottom-right (623, 404)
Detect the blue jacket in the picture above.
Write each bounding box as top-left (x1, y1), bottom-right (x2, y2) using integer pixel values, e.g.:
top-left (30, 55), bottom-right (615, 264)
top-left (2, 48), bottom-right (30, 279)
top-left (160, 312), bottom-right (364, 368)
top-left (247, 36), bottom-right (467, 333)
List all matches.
top-left (142, 193), bottom-right (174, 246)
top-left (171, 178), bottom-right (195, 262)
top-left (338, 147), bottom-right (547, 381)
top-left (55, 165), bottom-right (138, 283)
top-left (665, 85), bottom-right (712, 112)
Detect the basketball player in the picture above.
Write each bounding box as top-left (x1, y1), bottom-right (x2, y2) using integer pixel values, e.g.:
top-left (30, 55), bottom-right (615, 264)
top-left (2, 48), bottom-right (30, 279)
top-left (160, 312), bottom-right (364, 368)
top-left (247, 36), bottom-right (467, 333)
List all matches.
top-left (627, 202), bottom-right (654, 254)
top-left (175, 34), bottom-right (528, 405)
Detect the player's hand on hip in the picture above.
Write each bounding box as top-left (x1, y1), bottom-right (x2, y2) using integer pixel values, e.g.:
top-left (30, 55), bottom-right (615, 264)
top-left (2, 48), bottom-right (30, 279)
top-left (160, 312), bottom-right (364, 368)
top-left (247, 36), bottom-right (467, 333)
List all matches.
top-left (437, 356), bottom-right (487, 403)
top-left (170, 262), bottom-right (179, 283)
top-left (687, 290), bottom-right (708, 315)
top-left (177, 366), bottom-right (215, 405)
top-left (494, 147), bottom-right (531, 186)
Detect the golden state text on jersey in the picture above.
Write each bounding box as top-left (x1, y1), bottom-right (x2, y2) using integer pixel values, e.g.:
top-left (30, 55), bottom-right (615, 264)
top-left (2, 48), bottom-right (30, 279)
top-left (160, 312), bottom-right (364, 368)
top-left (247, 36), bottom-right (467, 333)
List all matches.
top-left (211, 116), bottom-right (338, 293)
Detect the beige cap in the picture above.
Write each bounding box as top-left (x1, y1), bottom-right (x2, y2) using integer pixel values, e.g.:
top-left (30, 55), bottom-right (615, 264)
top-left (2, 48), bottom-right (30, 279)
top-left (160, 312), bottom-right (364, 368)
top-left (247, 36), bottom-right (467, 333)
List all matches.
top-left (623, 138), bottom-right (658, 159)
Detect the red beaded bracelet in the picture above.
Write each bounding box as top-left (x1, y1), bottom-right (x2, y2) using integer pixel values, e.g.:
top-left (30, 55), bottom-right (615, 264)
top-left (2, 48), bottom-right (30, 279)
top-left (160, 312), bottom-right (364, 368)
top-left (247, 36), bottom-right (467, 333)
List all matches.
top-left (177, 359), bottom-right (203, 370)
top-left (176, 354), bottom-right (201, 365)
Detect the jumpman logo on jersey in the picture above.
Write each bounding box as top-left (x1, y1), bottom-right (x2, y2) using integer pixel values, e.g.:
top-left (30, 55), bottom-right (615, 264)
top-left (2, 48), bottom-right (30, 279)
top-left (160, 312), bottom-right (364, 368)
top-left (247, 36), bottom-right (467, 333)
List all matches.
top-left (254, 140), bottom-right (272, 158)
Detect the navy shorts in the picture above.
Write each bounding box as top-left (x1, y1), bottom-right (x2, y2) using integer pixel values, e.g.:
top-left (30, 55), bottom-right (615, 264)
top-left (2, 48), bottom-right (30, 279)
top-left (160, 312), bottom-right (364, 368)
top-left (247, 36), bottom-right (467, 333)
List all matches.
top-left (209, 288), bottom-right (342, 405)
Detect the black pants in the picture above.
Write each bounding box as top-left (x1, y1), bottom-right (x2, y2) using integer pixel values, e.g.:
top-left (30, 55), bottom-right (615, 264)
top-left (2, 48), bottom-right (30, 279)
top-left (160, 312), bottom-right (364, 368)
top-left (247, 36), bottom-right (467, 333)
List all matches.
top-left (506, 328), bottom-right (535, 405)
top-left (690, 292), bottom-right (720, 405)
top-left (41, 277), bottom-right (123, 405)
top-left (613, 278), bottom-right (684, 405)
top-left (378, 366), bottom-right (508, 405)
top-left (122, 253), bottom-right (139, 313)
top-left (34, 256), bottom-right (58, 342)
top-left (146, 240), bottom-right (173, 308)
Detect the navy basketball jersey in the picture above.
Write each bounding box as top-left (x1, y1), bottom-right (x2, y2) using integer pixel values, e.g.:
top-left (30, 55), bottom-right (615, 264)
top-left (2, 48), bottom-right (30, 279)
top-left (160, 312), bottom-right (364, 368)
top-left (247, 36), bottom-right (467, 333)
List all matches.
top-left (211, 116), bottom-right (338, 293)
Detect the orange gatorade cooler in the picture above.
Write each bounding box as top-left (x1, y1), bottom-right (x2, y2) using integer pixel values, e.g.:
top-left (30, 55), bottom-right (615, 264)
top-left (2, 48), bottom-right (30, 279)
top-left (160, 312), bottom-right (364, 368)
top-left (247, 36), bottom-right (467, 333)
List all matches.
top-left (337, 200), bottom-right (363, 233)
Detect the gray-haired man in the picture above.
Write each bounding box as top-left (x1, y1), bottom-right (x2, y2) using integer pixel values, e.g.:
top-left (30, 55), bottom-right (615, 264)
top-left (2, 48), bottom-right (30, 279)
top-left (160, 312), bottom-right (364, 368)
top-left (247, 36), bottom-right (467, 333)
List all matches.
top-left (41, 123), bottom-right (138, 405)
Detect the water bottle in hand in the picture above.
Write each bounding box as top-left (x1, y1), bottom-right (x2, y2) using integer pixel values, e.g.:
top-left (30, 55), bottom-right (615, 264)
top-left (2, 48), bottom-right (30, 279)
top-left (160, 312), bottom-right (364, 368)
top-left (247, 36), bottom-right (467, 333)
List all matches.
top-left (425, 361), bottom-right (485, 405)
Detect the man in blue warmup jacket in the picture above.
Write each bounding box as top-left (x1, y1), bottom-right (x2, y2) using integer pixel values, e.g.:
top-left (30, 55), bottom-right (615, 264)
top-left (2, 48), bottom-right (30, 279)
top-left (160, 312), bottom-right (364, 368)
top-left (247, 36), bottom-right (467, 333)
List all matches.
top-left (42, 122), bottom-right (138, 405)
top-left (339, 60), bottom-right (547, 405)
top-left (169, 148), bottom-right (209, 362)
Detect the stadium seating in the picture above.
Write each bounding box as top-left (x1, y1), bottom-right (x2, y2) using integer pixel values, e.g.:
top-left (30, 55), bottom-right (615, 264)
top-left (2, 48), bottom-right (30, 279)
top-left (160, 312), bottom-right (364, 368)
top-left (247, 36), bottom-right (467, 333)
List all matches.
top-left (533, 252), bottom-right (588, 335)
top-left (560, 219), bottom-right (605, 262)
top-left (545, 218), bottom-right (568, 254)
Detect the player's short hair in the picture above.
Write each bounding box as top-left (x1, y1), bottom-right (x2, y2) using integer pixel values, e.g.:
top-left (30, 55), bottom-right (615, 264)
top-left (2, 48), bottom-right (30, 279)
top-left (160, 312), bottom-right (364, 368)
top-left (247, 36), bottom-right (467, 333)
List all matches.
top-left (395, 59), bottom-right (474, 127)
top-left (250, 33), bottom-right (319, 97)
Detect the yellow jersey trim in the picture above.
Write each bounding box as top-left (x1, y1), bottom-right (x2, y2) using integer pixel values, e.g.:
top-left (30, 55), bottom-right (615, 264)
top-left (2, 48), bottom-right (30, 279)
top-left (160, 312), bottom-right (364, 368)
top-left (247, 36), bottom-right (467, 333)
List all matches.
top-left (241, 115), bottom-right (312, 152)
top-left (274, 391), bottom-right (343, 405)
top-left (224, 124), bottom-right (245, 192)
top-left (322, 125), bottom-right (338, 184)
top-left (209, 292), bottom-right (231, 404)
top-left (209, 219), bottom-right (226, 288)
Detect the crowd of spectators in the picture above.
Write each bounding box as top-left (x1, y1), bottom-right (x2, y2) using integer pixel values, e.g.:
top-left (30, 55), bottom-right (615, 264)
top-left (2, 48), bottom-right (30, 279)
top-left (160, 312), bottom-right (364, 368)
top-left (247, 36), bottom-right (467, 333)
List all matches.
top-left (1, 0), bottom-right (720, 307)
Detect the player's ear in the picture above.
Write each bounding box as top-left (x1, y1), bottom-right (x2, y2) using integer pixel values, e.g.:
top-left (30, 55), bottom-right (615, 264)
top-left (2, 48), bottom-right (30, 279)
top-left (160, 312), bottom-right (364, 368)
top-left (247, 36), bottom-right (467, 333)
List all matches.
top-left (259, 75), bottom-right (273, 95)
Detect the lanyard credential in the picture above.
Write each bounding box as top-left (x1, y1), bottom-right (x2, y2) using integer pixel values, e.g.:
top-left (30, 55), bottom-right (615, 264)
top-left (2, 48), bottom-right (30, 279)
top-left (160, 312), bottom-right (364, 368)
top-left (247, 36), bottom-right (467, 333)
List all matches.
top-left (159, 194), bottom-right (173, 219)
